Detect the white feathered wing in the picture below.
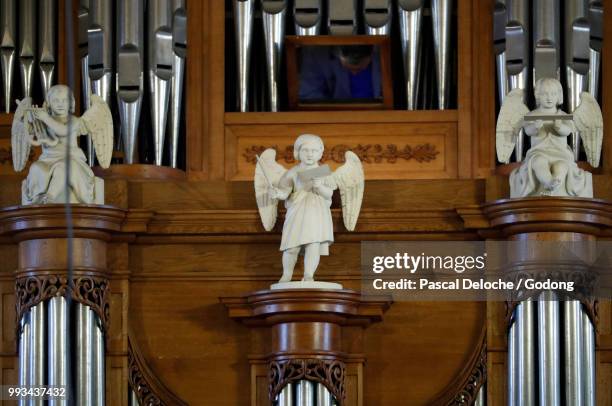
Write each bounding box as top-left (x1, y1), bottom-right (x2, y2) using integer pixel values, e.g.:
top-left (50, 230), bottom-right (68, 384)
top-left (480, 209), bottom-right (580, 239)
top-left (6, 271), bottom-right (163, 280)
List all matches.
top-left (496, 88), bottom-right (529, 164)
top-left (80, 95), bottom-right (113, 168)
top-left (332, 151), bottom-right (364, 231)
top-left (11, 98), bottom-right (34, 172)
top-left (254, 148), bottom-right (287, 231)
top-left (573, 92), bottom-right (603, 168)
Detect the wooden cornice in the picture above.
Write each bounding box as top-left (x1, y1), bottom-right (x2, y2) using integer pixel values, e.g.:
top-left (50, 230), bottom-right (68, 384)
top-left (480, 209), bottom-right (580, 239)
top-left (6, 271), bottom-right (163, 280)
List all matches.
top-left (458, 198), bottom-right (612, 238)
top-left (119, 208), bottom-right (467, 237)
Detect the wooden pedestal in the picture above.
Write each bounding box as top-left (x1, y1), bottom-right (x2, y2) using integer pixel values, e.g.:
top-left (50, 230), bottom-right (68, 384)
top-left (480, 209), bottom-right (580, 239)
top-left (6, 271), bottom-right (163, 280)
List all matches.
top-left (221, 289), bottom-right (392, 406)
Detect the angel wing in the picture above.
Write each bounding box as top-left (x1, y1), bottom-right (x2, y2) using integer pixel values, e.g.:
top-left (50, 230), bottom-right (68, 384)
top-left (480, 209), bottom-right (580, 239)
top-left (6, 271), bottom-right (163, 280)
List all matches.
top-left (496, 89), bottom-right (529, 164)
top-left (573, 92), bottom-right (603, 168)
top-left (332, 151), bottom-right (364, 231)
top-left (80, 94), bottom-right (113, 168)
top-left (11, 98), bottom-right (33, 172)
top-left (254, 148), bottom-right (287, 231)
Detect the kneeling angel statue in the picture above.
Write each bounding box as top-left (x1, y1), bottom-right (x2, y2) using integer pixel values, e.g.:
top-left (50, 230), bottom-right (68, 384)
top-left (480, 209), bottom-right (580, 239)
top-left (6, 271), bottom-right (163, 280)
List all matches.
top-left (11, 84), bottom-right (113, 205)
top-left (255, 134), bottom-right (364, 286)
top-left (496, 78), bottom-right (603, 198)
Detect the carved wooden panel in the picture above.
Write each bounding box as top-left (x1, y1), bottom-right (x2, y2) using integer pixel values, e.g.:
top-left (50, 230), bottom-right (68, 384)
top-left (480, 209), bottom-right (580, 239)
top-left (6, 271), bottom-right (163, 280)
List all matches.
top-left (225, 119), bottom-right (458, 181)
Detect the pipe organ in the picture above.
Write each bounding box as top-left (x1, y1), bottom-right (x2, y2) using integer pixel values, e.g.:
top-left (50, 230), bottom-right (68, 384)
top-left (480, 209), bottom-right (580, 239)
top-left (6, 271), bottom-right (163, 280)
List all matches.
top-left (230, 0), bottom-right (458, 111)
top-left (0, 0), bottom-right (188, 168)
top-left (494, 0), bottom-right (603, 163)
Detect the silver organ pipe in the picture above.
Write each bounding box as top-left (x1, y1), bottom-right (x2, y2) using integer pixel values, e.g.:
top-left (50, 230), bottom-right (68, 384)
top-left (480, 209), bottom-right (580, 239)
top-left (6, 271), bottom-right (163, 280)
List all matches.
top-left (29, 303), bottom-right (46, 406)
top-left (38, 0), bottom-right (57, 97)
top-left (262, 0), bottom-right (287, 113)
top-left (76, 303), bottom-right (94, 405)
top-left (17, 312), bottom-right (31, 406)
top-left (18, 0), bottom-right (36, 98)
top-left (533, 0), bottom-right (560, 81)
top-left (363, 0), bottom-right (392, 36)
top-left (0, 0), bottom-right (16, 113)
top-left (88, 0), bottom-right (113, 166)
top-left (117, 0), bottom-right (145, 165)
top-left (48, 296), bottom-right (69, 406)
top-left (327, 0), bottom-right (357, 36)
top-left (233, 0), bottom-right (255, 112)
top-left (431, 0), bottom-right (452, 109)
top-left (397, 0), bottom-right (423, 111)
top-left (537, 291), bottom-right (561, 406)
top-left (294, 0), bottom-right (322, 36)
top-left (169, 0), bottom-right (187, 167)
top-left (148, 0), bottom-right (174, 166)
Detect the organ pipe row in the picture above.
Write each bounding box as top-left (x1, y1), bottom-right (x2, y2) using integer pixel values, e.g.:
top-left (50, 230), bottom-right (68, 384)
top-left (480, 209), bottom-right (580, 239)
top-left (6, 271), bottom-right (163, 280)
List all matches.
top-left (18, 299), bottom-right (105, 406)
top-left (494, 0), bottom-right (603, 162)
top-left (275, 381), bottom-right (338, 406)
top-left (80, 0), bottom-right (187, 167)
top-left (0, 0), bottom-right (57, 113)
top-left (507, 295), bottom-right (596, 405)
top-left (233, 0), bottom-right (454, 112)
top-left (0, 1), bottom-right (187, 168)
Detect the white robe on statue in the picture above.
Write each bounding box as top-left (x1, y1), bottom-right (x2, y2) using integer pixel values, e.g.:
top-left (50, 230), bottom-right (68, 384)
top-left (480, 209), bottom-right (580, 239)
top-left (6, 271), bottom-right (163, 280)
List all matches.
top-left (279, 167), bottom-right (336, 254)
top-left (510, 118), bottom-right (592, 198)
top-left (22, 125), bottom-right (96, 205)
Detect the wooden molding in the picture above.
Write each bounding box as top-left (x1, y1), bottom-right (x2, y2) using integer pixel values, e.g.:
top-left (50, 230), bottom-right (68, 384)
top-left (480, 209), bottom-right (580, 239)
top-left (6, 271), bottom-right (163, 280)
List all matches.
top-left (128, 334), bottom-right (188, 406)
top-left (430, 326), bottom-right (487, 405)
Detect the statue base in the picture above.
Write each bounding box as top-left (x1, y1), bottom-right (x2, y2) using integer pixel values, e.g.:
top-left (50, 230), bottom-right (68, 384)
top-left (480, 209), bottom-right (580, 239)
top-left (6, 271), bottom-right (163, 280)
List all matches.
top-left (270, 281), bottom-right (343, 290)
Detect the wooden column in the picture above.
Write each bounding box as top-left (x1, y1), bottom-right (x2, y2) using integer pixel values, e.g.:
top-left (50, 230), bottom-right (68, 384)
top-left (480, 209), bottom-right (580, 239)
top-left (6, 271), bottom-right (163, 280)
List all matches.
top-left (221, 289), bottom-right (392, 406)
top-left (0, 204), bottom-right (129, 404)
top-left (480, 197), bottom-right (612, 405)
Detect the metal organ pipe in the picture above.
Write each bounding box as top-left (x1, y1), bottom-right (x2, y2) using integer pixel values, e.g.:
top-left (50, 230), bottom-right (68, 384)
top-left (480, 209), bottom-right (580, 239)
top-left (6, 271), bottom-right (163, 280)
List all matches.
top-left (364, 0), bottom-right (392, 36)
top-left (233, 0), bottom-right (255, 112)
top-left (48, 296), bottom-right (69, 406)
top-left (148, 0), bottom-right (173, 166)
top-left (262, 0), bottom-right (286, 113)
top-left (327, 0), bottom-right (357, 36)
top-left (117, 0), bottom-right (145, 164)
top-left (38, 0), bottom-right (57, 97)
top-left (431, 0), bottom-right (452, 109)
top-left (294, 0), bottom-right (322, 36)
top-left (19, 0), bottom-right (36, 98)
top-left (397, 0), bottom-right (423, 111)
top-left (169, 0), bottom-right (187, 167)
top-left (0, 0), bottom-right (16, 113)
top-left (29, 303), bottom-right (46, 406)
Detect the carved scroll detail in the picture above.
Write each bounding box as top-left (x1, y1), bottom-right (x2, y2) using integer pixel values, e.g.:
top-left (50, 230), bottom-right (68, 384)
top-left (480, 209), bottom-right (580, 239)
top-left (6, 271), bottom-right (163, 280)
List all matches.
top-left (128, 336), bottom-right (188, 406)
top-left (269, 358), bottom-right (345, 404)
top-left (244, 143), bottom-right (439, 165)
top-left (449, 341), bottom-right (486, 405)
top-left (15, 274), bottom-right (110, 336)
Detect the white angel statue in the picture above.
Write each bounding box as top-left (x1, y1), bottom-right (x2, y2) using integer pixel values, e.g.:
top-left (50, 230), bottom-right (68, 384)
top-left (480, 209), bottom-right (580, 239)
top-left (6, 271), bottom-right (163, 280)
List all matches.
top-left (496, 78), bottom-right (603, 198)
top-left (11, 84), bottom-right (113, 205)
top-left (255, 134), bottom-right (364, 285)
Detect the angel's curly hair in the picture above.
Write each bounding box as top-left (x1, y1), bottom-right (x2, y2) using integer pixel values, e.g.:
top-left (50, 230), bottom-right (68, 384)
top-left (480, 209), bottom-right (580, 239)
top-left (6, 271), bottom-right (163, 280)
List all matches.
top-left (534, 77), bottom-right (564, 107)
top-left (45, 84), bottom-right (76, 114)
top-left (293, 133), bottom-right (324, 161)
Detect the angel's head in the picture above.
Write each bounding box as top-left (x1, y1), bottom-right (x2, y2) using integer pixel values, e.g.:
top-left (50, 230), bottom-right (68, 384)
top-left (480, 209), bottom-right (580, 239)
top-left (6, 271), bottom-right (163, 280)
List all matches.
top-left (294, 134), bottom-right (324, 166)
top-left (534, 78), bottom-right (563, 110)
top-left (46, 85), bottom-right (75, 117)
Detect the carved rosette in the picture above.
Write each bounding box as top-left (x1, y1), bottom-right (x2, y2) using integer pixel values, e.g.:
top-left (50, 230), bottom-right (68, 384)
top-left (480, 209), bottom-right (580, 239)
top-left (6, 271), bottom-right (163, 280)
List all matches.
top-left (269, 358), bottom-right (346, 403)
top-left (15, 274), bottom-right (110, 336)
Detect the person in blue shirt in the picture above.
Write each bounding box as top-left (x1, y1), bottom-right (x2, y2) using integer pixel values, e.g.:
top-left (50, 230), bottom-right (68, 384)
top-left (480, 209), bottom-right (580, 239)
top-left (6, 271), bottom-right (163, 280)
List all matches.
top-left (299, 45), bottom-right (382, 101)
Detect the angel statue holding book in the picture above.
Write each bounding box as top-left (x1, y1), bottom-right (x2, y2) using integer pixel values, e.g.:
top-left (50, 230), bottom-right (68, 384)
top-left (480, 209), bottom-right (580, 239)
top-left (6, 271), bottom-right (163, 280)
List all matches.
top-left (254, 134), bottom-right (364, 288)
top-left (11, 84), bottom-right (113, 205)
top-left (496, 77), bottom-right (603, 198)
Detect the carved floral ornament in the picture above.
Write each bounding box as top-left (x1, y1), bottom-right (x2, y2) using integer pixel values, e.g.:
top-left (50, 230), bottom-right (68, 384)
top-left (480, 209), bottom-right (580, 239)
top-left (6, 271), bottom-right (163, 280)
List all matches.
top-left (244, 143), bottom-right (439, 165)
top-left (15, 274), bottom-right (110, 338)
top-left (269, 358), bottom-right (346, 404)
